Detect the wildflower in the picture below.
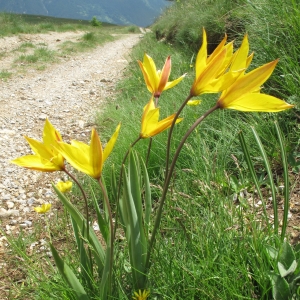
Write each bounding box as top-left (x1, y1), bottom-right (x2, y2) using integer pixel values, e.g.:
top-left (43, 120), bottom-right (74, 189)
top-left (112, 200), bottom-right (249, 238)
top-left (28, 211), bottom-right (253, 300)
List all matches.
top-left (55, 124), bottom-right (120, 179)
top-left (34, 203), bottom-right (52, 214)
top-left (11, 119), bottom-right (65, 172)
top-left (187, 100), bottom-right (202, 106)
top-left (217, 59), bottom-right (294, 112)
top-left (190, 28), bottom-right (235, 96)
top-left (56, 181), bottom-right (72, 193)
top-left (132, 289), bottom-right (150, 300)
top-left (138, 53), bottom-right (185, 98)
top-left (140, 97), bottom-right (183, 138)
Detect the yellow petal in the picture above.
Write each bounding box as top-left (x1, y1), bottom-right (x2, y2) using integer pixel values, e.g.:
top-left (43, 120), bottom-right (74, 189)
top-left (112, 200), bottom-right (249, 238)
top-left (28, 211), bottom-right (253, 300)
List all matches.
top-left (143, 53), bottom-right (159, 91)
top-left (103, 123), bottom-right (121, 162)
top-left (11, 155), bottom-right (62, 172)
top-left (43, 118), bottom-right (62, 147)
top-left (221, 93), bottom-right (294, 112)
top-left (138, 60), bottom-right (154, 94)
top-left (89, 129), bottom-right (103, 179)
top-left (187, 100), bottom-right (202, 106)
top-left (195, 28), bottom-right (208, 79)
top-left (56, 181), bottom-right (73, 193)
top-left (164, 73), bottom-right (186, 91)
top-left (34, 203), bottom-right (51, 213)
top-left (221, 59), bottom-right (279, 103)
top-left (191, 48), bottom-right (227, 95)
top-left (25, 137), bottom-right (53, 160)
top-left (55, 141), bottom-right (93, 177)
top-left (230, 34), bottom-right (249, 72)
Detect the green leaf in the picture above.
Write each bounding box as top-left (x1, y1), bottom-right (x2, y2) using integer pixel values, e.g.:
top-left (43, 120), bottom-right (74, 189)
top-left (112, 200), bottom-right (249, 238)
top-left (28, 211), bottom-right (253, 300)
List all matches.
top-left (269, 272), bottom-right (291, 300)
top-left (50, 244), bottom-right (90, 300)
top-left (141, 158), bottom-right (151, 238)
top-left (278, 242), bottom-right (297, 277)
top-left (90, 187), bottom-right (109, 242)
top-left (122, 165), bottom-right (147, 289)
top-left (53, 184), bottom-right (105, 274)
top-left (251, 127), bottom-right (278, 235)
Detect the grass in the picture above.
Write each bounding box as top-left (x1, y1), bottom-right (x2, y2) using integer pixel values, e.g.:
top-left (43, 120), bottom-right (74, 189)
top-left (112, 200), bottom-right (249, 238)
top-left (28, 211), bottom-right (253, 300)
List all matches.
top-left (2, 1), bottom-right (300, 299)
top-left (0, 13), bottom-right (136, 75)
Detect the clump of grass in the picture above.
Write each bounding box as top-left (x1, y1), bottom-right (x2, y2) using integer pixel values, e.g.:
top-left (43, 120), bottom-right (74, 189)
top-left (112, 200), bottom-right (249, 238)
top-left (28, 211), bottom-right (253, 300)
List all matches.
top-left (0, 69), bottom-right (12, 80)
top-left (16, 47), bottom-right (55, 64)
top-left (90, 16), bottom-right (102, 27)
top-left (15, 42), bottom-right (35, 53)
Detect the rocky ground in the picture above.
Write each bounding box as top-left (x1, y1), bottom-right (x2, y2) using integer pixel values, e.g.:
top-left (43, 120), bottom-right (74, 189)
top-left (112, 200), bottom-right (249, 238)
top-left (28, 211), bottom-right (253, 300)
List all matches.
top-left (0, 32), bottom-right (140, 268)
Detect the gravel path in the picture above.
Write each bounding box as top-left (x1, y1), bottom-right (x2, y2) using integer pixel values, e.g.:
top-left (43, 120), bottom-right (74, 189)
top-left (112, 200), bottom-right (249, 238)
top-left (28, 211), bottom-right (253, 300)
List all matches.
top-left (0, 33), bottom-right (140, 236)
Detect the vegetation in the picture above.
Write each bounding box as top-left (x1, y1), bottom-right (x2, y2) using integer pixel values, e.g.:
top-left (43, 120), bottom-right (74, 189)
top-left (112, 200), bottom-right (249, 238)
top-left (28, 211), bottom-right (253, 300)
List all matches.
top-left (2, 0), bottom-right (300, 299)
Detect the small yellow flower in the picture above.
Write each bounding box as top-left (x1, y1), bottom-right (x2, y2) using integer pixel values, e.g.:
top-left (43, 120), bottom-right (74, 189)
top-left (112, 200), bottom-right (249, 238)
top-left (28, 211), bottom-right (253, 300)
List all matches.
top-left (11, 119), bottom-right (65, 172)
top-left (217, 59), bottom-right (294, 112)
top-left (187, 100), bottom-right (202, 106)
top-left (138, 53), bottom-right (185, 98)
top-left (55, 124), bottom-right (120, 179)
top-left (140, 97), bottom-right (183, 138)
top-left (132, 289), bottom-right (150, 300)
top-left (56, 181), bottom-right (72, 193)
top-left (34, 203), bottom-right (52, 214)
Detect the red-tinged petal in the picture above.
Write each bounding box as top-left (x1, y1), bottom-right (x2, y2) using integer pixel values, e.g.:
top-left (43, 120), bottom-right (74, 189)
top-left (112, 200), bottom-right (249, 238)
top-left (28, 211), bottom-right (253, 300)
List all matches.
top-left (11, 155), bottom-right (62, 172)
top-left (220, 93), bottom-right (294, 112)
top-left (103, 123), bottom-right (121, 162)
top-left (157, 56), bottom-right (171, 93)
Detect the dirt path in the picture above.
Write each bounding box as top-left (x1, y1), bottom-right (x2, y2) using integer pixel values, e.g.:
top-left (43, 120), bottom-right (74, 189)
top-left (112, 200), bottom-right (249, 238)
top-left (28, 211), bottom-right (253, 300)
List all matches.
top-left (0, 33), bottom-right (140, 238)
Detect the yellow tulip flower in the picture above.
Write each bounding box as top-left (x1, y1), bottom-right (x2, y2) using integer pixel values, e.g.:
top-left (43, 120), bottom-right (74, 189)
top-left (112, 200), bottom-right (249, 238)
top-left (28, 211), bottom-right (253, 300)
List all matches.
top-left (190, 28), bottom-right (235, 96)
top-left (34, 203), bottom-right (52, 214)
top-left (138, 53), bottom-right (186, 98)
top-left (140, 97), bottom-right (183, 138)
top-left (132, 289), bottom-right (150, 300)
top-left (11, 119), bottom-right (65, 172)
top-left (217, 59), bottom-right (294, 112)
top-left (56, 181), bottom-right (73, 193)
top-left (55, 124), bottom-right (120, 179)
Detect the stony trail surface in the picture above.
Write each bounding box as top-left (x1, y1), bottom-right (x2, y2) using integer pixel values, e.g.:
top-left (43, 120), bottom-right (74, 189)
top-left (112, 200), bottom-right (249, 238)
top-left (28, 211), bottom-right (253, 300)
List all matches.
top-left (0, 33), bottom-right (140, 238)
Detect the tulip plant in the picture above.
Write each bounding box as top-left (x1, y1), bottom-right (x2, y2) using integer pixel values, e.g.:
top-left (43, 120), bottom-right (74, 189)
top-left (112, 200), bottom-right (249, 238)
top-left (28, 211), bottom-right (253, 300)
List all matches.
top-left (11, 28), bottom-right (293, 299)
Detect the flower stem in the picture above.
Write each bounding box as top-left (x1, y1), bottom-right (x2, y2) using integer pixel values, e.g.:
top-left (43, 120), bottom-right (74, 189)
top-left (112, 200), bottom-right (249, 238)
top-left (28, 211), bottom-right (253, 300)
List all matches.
top-left (98, 178), bottom-right (114, 295)
top-left (165, 93), bottom-right (193, 178)
top-left (146, 103), bottom-right (220, 270)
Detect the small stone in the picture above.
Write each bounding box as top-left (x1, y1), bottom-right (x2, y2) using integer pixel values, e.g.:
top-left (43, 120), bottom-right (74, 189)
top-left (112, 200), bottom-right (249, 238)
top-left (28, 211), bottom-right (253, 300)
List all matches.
top-left (6, 201), bottom-right (14, 209)
top-left (39, 114), bottom-right (47, 120)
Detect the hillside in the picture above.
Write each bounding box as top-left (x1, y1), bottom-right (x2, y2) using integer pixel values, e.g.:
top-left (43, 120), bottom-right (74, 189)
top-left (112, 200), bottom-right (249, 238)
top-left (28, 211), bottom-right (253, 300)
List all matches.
top-left (0, 0), bottom-right (171, 26)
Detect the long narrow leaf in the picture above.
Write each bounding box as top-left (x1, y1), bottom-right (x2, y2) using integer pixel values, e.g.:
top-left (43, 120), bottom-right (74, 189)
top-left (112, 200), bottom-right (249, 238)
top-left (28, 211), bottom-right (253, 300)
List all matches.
top-left (238, 131), bottom-right (271, 233)
top-left (141, 158), bottom-right (152, 238)
top-left (50, 244), bottom-right (90, 300)
top-left (274, 121), bottom-right (290, 241)
top-left (122, 165), bottom-right (147, 289)
top-left (90, 187), bottom-right (109, 242)
top-left (53, 185), bottom-right (105, 273)
top-left (251, 126), bottom-right (278, 235)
